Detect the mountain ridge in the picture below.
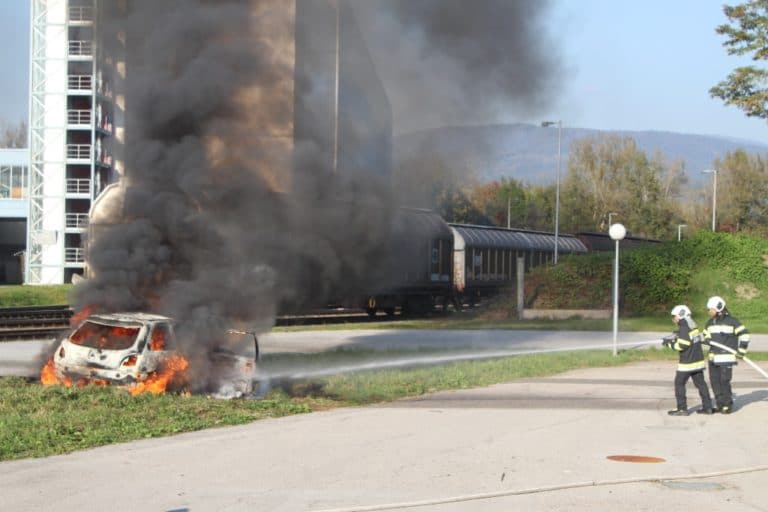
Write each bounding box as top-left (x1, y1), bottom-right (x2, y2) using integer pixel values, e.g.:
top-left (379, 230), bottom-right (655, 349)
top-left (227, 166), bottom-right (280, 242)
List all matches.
top-left (393, 123), bottom-right (768, 186)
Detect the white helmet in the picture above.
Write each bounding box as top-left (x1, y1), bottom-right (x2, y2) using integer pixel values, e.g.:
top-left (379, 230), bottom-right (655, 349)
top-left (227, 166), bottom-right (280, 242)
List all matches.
top-left (706, 296), bottom-right (726, 312)
top-left (670, 305), bottom-right (691, 318)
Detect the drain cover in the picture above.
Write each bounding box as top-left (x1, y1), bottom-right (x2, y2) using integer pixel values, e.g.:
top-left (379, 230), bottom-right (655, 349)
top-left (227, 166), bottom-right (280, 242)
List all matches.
top-left (607, 455), bottom-right (666, 463)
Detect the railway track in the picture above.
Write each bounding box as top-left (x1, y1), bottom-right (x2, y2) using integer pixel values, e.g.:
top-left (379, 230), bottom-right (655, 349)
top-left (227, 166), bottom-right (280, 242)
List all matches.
top-left (0, 305), bottom-right (423, 341)
top-left (0, 305), bottom-right (73, 341)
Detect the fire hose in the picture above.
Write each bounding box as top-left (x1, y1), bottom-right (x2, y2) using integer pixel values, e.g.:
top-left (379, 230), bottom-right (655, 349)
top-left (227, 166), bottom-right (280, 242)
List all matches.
top-left (707, 339), bottom-right (768, 380)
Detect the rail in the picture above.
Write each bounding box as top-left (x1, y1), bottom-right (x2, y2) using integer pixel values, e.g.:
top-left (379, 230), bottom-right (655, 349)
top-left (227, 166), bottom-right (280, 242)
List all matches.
top-left (68, 40), bottom-right (93, 57)
top-left (69, 6), bottom-right (94, 23)
top-left (68, 75), bottom-right (92, 91)
top-left (0, 305), bottom-right (73, 341)
top-left (65, 213), bottom-right (89, 229)
top-left (65, 248), bottom-right (85, 263)
top-left (67, 109), bottom-right (92, 125)
top-left (66, 178), bottom-right (91, 194)
top-left (0, 305), bottom-right (435, 340)
top-left (66, 145), bottom-right (91, 160)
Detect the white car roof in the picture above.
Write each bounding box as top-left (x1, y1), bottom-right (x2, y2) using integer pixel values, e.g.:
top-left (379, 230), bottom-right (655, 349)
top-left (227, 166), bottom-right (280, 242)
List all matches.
top-left (85, 312), bottom-right (173, 324)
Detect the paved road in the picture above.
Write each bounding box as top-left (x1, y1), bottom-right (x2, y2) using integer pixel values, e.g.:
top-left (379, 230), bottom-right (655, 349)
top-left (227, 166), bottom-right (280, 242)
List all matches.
top-left (5, 328), bottom-right (768, 381)
top-left (0, 329), bottom-right (696, 379)
top-left (1, 359), bottom-right (767, 511)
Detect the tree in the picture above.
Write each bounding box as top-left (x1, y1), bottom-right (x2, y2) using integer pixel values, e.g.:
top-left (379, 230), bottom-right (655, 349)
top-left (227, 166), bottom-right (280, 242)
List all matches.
top-left (560, 135), bottom-right (683, 239)
top-left (713, 150), bottom-right (768, 230)
top-left (710, 1), bottom-right (768, 119)
top-left (0, 120), bottom-right (27, 148)
top-left (469, 177), bottom-right (526, 227)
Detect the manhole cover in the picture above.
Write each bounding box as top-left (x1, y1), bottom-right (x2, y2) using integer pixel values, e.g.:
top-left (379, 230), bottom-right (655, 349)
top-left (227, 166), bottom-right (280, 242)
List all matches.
top-left (607, 455), bottom-right (666, 463)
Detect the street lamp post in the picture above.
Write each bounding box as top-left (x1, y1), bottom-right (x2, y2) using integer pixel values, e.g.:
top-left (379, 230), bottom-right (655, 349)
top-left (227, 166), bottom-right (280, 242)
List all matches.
top-left (677, 224), bottom-right (687, 242)
top-left (609, 223), bottom-right (626, 357)
top-left (542, 120), bottom-right (562, 264)
top-left (702, 169), bottom-right (718, 231)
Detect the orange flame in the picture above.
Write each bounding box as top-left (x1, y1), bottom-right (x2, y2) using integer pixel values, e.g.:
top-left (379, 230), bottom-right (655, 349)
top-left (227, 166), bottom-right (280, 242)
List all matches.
top-left (129, 354), bottom-right (189, 396)
top-left (40, 354), bottom-right (189, 396)
top-left (40, 359), bottom-right (72, 387)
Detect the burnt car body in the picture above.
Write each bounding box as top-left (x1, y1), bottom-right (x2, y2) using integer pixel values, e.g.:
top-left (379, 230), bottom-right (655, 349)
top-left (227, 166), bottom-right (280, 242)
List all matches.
top-left (53, 312), bottom-right (258, 396)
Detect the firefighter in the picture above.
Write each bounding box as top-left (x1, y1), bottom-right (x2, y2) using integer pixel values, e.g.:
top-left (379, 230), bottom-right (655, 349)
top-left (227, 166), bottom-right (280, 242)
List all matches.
top-left (702, 295), bottom-right (750, 414)
top-left (662, 305), bottom-right (713, 416)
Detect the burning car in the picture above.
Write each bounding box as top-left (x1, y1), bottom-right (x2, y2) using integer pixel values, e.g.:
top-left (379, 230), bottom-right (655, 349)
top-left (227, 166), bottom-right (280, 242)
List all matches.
top-left (47, 312), bottom-right (258, 396)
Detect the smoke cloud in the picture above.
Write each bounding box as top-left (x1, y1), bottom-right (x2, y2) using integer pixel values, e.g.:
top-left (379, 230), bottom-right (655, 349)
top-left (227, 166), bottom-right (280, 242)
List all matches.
top-left (352, 0), bottom-right (562, 135)
top-left (68, 0), bottom-right (562, 390)
top-left (70, 0), bottom-right (395, 389)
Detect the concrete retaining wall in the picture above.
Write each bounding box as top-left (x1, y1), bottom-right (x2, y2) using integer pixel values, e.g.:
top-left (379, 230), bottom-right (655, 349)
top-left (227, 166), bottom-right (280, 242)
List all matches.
top-left (520, 309), bottom-right (611, 320)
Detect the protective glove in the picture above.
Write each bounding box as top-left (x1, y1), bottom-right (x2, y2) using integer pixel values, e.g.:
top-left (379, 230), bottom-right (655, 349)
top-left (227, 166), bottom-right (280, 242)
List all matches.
top-left (737, 347), bottom-right (747, 359)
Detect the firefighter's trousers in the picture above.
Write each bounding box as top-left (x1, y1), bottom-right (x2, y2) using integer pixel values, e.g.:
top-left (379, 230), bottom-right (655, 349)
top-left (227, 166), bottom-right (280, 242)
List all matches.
top-left (674, 369), bottom-right (712, 410)
top-left (708, 361), bottom-right (734, 409)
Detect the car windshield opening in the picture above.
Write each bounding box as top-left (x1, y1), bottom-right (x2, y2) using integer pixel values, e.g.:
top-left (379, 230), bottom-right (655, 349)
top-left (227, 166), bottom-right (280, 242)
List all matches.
top-left (69, 321), bottom-right (141, 350)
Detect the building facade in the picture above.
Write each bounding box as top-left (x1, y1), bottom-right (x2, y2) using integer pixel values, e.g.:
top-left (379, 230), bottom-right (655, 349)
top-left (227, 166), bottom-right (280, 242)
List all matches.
top-left (0, 149), bottom-right (29, 284)
top-left (28, 0), bottom-right (124, 284)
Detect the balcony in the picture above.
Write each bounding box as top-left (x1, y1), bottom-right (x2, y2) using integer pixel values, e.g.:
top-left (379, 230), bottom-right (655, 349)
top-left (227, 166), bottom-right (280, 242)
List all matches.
top-left (67, 109), bottom-right (92, 128)
top-left (68, 40), bottom-right (93, 59)
top-left (65, 247), bottom-right (85, 264)
top-left (69, 6), bottom-right (94, 24)
top-left (65, 213), bottom-right (89, 230)
top-left (68, 75), bottom-right (93, 94)
top-left (96, 115), bottom-right (113, 135)
top-left (66, 179), bottom-right (91, 195)
top-left (66, 144), bottom-right (91, 162)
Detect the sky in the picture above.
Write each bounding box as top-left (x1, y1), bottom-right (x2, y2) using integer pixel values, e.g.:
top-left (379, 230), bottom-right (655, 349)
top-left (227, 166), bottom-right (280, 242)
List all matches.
top-left (1, 0), bottom-right (767, 144)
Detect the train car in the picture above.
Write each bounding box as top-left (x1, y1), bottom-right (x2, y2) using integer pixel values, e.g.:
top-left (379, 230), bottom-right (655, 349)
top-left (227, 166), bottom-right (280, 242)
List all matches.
top-left (362, 208), bottom-right (453, 316)
top-left (449, 224), bottom-right (588, 304)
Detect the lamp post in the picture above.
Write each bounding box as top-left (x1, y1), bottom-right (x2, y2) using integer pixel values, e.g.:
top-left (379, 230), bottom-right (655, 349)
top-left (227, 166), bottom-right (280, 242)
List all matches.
top-left (541, 120), bottom-right (562, 264)
top-left (609, 223), bottom-right (626, 356)
top-left (677, 224), bottom-right (687, 242)
top-left (702, 169), bottom-right (718, 232)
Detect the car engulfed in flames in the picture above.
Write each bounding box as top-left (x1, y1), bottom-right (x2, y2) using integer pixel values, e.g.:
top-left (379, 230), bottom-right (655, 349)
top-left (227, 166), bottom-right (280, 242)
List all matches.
top-left (41, 312), bottom-right (258, 397)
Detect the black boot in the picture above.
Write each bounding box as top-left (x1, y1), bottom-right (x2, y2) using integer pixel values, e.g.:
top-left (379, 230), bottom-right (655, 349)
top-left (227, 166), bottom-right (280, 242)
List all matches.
top-left (667, 408), bottom-right (689, 416)
top-left (696, 407), bottom-right (715, 415)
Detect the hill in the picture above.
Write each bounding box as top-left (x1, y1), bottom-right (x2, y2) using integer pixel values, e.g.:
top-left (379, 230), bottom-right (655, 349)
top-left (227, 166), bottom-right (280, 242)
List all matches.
top-left (394, 123), bottom-right (768, 186)
top-left (516, 230), bottom-right (768, 330)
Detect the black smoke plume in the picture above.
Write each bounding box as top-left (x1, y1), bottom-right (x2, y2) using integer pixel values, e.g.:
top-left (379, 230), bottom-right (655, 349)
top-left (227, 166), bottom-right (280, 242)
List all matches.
top-left (69, 1), bottom-right (395, 389)
top-left (353, 0), bottom-right (562, 134)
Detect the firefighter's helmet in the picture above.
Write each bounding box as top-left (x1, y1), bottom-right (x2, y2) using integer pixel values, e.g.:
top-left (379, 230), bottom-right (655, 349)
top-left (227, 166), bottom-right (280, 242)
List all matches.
top-left (670, 305), bottom-right (691, 318)
top-left (706, 296), bottom-right (726, 312)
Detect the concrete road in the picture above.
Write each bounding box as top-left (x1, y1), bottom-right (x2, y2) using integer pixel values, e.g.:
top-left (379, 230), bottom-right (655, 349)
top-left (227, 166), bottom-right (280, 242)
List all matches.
top-left (1, 360), bottom-right (767, 512)
top-left (0, 329), bottom-right (700, 378)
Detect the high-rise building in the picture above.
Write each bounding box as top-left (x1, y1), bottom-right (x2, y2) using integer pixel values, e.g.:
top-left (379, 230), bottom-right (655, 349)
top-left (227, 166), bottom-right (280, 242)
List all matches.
top-left (28, 0), bottom-right (124, 284)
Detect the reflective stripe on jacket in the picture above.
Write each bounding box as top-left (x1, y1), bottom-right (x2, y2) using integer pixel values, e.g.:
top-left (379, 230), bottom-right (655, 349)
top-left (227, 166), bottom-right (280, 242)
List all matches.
top-left (673, 317), bottom-right (707, 373)
top-left (704, 313), bottom-right (749, 366)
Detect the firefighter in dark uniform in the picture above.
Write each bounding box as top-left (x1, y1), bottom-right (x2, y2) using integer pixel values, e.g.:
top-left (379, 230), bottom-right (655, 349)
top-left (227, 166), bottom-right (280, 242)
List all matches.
top-left (663, 305), bottom-right (713, 416)
top-left (702, 295), bottom-right (750, 414)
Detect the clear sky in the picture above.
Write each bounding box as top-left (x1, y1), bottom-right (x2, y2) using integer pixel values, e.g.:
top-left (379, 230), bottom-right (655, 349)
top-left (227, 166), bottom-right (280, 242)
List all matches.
top-left (534, 0), bottom-right (768, 143)
top-left (2, 0), bottom-right (767, 144)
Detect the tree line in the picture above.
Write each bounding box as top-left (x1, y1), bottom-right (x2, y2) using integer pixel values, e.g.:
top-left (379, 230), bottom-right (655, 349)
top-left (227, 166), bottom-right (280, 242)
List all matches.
top-left (0, 120), bottom-right (26, 149)
top-left (394, 134), bottom-right (768, 240)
